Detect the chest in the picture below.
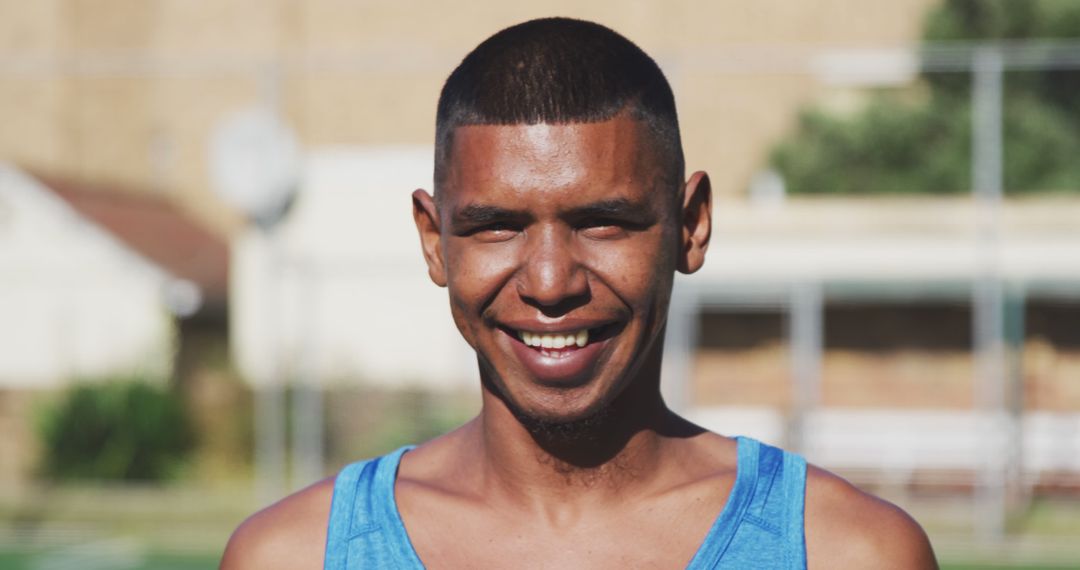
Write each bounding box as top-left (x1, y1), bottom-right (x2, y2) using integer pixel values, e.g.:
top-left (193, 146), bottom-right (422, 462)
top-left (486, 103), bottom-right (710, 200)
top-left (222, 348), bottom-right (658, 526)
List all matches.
top-left (398, 487), bottom-right (731, 570)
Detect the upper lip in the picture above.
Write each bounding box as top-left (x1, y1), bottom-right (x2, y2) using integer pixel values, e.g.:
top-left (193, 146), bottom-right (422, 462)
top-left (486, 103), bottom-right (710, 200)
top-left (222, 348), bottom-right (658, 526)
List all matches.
top-left (497, 317), bottom-right (615, 334)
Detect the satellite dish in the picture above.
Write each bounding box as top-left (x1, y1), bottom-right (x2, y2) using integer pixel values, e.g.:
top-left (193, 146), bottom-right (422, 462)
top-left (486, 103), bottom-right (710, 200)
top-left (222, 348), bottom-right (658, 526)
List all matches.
top-left (209, 107), bottom-right (300, 227)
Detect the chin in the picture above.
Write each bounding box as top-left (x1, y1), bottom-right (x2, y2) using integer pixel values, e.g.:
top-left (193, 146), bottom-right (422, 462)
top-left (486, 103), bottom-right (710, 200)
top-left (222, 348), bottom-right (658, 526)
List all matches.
top-left (504, 378), bottom-right (618, 431)
top-left (479, 347), bottom-right (634, 429)
top-left (517, 396), bottom-right (602, 424)
top-left (511, 396), bottom-right (614, 442)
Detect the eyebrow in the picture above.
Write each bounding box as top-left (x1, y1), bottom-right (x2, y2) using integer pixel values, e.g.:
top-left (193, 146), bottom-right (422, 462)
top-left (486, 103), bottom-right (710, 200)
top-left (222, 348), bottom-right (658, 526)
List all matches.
top-left (451, 204), bottom-right (529, 226)
top-left (450, 198), bottom-right (656, 227)
top-left (569, 198), bottom-right (654, 220)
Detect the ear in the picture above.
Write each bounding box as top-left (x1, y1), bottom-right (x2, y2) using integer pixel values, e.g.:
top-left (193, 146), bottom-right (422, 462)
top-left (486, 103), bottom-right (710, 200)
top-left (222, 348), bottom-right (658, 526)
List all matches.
top-left (677, 171), bottom-right (712, 274)
top-left (412, 189), bottom-right (448, 287)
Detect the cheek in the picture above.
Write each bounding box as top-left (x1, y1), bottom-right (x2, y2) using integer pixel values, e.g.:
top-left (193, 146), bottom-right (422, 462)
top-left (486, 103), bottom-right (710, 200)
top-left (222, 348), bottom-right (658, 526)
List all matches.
top-left (584, 237), bottom-right (673, 303)
top-left (444, 240), bottom-right (521, 323)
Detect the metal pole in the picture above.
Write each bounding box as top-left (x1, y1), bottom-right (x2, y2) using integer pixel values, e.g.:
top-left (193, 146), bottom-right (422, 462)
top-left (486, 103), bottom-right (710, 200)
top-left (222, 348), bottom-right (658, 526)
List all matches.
top-left (255, 228), bottom-right (287, 506)
top-left (255, 383), bottom-right (287, 504)
top-left (788, 281), bottom-right (823, 455)
top-left (253, 60), bottom-right (294, 502)
top-left (1004, 287), bottom-right (1026, 511)
top-left (291, 376), bottom-right (324, 489)
top-left (971, 45), bottom-right (1007, 542)
top-left (291, 265), bottom-right (325, 489)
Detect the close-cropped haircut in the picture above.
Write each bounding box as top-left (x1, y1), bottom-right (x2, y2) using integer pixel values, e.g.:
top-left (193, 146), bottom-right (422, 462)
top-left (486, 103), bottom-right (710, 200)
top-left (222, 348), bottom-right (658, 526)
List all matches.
top-left (434, 17), bottom-right (684, 196)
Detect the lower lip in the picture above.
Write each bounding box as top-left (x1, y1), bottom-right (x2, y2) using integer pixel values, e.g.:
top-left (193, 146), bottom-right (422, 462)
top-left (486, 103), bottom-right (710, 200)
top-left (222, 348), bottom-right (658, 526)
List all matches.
top-left (503, 330), bottom-right (608, 386)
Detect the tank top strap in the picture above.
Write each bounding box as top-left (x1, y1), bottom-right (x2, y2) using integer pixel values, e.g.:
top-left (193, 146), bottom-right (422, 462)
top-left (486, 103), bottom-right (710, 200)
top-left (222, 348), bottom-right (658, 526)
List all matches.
top-left (738, 437), bottom-right (808, 569)
top-left (778, 445), bottom-right (808, 568)
top-left (743, 438), bottom-right (786, 525)
top-left (688, 437), bottom-right (807, 569)
top-left (324, 446), bottom-right (420, 570)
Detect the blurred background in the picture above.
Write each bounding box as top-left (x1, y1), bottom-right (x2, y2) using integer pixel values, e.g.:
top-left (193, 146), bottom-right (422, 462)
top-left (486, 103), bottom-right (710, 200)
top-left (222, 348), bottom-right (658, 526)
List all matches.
top-left (1, 0), bottom-right (1078, 568)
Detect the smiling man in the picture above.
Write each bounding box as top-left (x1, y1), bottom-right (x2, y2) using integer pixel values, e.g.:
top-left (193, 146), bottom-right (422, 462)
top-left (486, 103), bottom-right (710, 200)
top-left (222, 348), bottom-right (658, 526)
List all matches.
top-left (221, 17), bottom-right (937, 569)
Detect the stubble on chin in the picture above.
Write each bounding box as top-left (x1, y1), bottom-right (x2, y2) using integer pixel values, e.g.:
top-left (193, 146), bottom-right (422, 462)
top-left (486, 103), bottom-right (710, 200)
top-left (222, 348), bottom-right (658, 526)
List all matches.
top-left (478, 354), bottom-right (610, 435)
top-left (513, 399), bottom-right (613, 443)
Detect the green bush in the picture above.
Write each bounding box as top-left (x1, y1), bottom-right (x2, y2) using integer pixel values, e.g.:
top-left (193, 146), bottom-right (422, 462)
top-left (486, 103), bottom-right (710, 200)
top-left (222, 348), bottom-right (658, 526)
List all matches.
top-left (37, 379), bottom-right (196, 482)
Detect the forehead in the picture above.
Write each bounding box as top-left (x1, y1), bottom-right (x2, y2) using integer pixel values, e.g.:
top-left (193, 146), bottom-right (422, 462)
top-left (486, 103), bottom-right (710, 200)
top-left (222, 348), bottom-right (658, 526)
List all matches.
top-left (441, 117), bottom-right (664, 206)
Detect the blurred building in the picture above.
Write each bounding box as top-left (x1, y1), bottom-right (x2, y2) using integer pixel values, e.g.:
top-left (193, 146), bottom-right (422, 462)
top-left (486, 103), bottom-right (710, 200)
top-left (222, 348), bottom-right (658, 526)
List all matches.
top-left (679, 197), bottom-right (1080, 484)
top-left (2, 0), bottom-right (1079, 497)
top-left (0, 0), bottom-right (936, 233)
top-left (231, 147), bottom-right (473, 390)
top-left (0, 164), bottom-right (227, 387)
top-left (0, 163), bottom-right (227, 485)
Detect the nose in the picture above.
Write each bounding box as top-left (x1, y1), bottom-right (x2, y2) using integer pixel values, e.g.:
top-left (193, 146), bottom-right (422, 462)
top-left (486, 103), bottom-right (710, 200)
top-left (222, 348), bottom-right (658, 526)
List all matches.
top-left (517, 226), bottom-right (589, 310)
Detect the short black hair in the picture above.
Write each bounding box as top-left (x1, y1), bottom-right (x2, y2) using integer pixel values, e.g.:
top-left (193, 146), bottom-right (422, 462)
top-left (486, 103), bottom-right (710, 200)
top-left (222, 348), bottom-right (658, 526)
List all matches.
top-left (434, 17), bottom-right (684, 195)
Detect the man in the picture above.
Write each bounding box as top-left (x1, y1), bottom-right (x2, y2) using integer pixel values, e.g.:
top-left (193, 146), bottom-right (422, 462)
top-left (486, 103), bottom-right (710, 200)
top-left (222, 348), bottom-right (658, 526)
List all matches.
top-left (222, 17), bottom-right (937, 569)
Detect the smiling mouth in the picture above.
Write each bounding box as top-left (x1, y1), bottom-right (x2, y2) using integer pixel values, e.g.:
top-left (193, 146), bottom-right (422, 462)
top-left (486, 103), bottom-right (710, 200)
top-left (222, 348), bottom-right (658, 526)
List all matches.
top-left (504, 324), bottom-right (620, 359)
top-left (517, 328), bottom-right (588, 357)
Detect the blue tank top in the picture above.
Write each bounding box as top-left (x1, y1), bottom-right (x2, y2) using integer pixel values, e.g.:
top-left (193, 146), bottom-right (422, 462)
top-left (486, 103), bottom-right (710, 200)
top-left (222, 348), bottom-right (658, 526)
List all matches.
top-left (324, 436), bottom-right (807, 569)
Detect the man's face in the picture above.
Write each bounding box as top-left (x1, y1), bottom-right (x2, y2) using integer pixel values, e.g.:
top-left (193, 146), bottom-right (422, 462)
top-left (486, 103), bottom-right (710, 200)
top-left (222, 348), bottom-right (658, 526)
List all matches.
top-left (414, 116), bottom-right (705, 425)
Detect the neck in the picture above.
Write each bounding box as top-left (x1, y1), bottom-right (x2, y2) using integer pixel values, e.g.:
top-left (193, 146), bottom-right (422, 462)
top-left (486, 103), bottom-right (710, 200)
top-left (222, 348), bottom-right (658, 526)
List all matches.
top-left (471, 353), bottom-right (701, 502)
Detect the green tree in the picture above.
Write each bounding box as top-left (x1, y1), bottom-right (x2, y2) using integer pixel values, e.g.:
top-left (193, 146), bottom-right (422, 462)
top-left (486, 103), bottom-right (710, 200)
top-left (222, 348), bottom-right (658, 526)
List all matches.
top-left (772, 0), bottom-right (1080, 195)
top-left (37, 378), bottom-right (196, 481)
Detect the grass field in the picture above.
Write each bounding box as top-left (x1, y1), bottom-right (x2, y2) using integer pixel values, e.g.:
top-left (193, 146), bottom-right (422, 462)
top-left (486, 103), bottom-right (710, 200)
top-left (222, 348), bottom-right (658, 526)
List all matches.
top-left (1, 547), bottom-right (1078, 569)
top-left (2, 484), bottom-right (1079, 569)
top-left (0, 549), bottom-right (218, 570)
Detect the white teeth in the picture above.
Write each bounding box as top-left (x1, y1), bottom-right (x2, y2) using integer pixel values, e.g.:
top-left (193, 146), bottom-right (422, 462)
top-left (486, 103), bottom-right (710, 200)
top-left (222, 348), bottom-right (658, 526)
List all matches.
top-left (518, 329), bottom-right (590, 349)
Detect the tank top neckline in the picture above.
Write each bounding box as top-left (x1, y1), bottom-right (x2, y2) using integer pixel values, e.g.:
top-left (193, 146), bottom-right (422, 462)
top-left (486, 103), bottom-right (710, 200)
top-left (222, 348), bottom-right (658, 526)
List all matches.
top-left (372, 436), bottom-right (758, 568)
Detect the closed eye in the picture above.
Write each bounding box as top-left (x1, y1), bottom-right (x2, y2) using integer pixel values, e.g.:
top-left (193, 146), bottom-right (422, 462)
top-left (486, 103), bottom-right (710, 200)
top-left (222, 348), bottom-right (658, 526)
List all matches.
top-left (450, 204), bottom-right (530, 242)
top-left (461, 222), bottom-right (521, 242)
top-left (577, 217), bottom-right (650, 239)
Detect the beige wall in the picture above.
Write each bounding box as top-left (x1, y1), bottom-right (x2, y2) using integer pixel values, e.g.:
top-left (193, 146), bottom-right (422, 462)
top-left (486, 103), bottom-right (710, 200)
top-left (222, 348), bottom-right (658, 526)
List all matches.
top-left (0, 0), bottom-right (937, 234)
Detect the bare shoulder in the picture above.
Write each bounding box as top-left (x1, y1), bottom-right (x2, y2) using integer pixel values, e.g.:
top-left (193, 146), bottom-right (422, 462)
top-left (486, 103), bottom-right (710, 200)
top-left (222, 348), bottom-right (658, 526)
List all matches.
top-left (804, 464), bottom-right (937, 570)
top-left (220, 477), bottom-right (336, 570)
